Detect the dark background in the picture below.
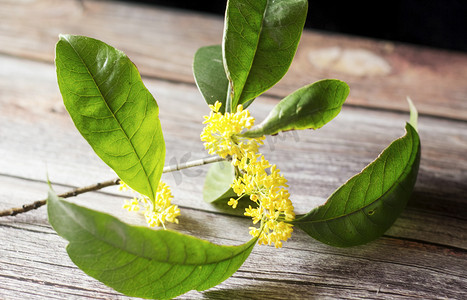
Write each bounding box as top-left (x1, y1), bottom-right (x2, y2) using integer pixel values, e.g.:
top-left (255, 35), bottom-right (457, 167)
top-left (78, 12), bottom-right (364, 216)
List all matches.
top-left (122, 0), bottom-right (466, 52)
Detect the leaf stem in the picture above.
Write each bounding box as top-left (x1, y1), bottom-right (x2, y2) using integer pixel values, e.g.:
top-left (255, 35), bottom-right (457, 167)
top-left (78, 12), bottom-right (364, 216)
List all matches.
top-left (0, 156), bottom-right (225, 217)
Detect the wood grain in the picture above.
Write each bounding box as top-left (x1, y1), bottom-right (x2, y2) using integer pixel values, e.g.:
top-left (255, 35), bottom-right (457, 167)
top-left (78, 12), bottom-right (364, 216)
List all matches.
top-left (1, 176), bottom-right (466, 300)
top-left (0, 0), bottom-right (466, 120)
top-left (1, 0), bottom-right (466, 299)
top-left (1, 53), bottom-right (466, 215)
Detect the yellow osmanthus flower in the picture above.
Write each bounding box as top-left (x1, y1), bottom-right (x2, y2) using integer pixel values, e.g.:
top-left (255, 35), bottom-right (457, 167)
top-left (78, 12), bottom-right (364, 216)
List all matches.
top-left (200, 101), bottom-right (295, 248)
top-left (119, 181), bottom-right (130, 192)
top-left (122, 197), bottom-right (140, 212)
top-left (227, 197), bottom-right (239, 209)
top-left (119, 180), bottom-right (180, 229)
top-left (200, 101), bottom-right (264, 162)
top-left (233, 153), bottom-right (295, 248)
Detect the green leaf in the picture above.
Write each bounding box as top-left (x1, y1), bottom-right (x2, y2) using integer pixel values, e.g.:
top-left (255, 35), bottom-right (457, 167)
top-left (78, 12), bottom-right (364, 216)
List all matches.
top-left (223, 0), bottom-right (308, 110)
top-left (47, 190), bottom-right (257, 300)
top-left (242, 79), bottom-right (349, 138)
top-left (193, 45), bottom-right (230, 113)
top-left (203, 161), bottom-right (237, 203)
top-left (293, 122), bottom-right (421, 247)
top-left (55, 35), bottom-right (165, 201)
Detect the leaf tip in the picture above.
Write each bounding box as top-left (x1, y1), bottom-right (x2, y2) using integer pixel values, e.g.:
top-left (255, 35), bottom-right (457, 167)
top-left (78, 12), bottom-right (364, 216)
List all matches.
top-left (407, 97), bottom-right (418, 132)
top-left (56, 34), bottom-right (72, 58)
top-left (58, 33), bottom-right (71, 42)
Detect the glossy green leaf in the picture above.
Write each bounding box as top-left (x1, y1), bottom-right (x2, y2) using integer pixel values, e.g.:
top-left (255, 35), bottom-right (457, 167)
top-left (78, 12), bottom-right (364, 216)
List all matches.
top-left (293, 122), bottom-right (421, 247)
top-left (47, 190), bottom-right (257, 300)
top-left (193, 45), bottom-right (229, 113)
top-left (55, 35), bottom-right (164, 201)
top-left (242, 79), bottom-right (349, 138)
top-left (203, 161), bottom-right (237, 203)
top-left (223, 0), bottom-right (308, 110)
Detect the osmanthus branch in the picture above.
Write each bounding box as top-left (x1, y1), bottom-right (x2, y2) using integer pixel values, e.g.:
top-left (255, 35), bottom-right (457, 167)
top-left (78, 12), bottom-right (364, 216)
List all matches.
top-left (0, 156), bottom-right (225, 217)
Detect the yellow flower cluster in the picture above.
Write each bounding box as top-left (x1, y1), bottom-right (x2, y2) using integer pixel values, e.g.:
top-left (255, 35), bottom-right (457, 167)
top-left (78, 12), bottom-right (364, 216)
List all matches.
top-left (232, 152), bottom-right (295, 248)
top-left (201, 101), bottom-right (295, 248)
top-left (120, 181), bottom-right (180, 229)
top-left (200, 101), bottom-right (264, 161)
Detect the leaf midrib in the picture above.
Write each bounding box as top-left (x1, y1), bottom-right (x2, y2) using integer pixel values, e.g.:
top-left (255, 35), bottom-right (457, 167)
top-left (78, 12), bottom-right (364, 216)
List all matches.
top-left (60, 198), bottom-right (255, 267)
top-left (229, 0), bottom-right (268, 106)
top-left (244, 103), bottom-right (343, 137)
top-left (64, 37), bottom-right (155, 200)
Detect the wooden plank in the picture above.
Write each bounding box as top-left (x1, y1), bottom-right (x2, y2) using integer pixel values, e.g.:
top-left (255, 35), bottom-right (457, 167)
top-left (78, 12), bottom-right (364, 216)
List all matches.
top-left (0, 54), bottom-right (466, 251)
top-left (0, 0), bottom-right (466, 120)
top-left (1, 176), bottom-right (466, 299)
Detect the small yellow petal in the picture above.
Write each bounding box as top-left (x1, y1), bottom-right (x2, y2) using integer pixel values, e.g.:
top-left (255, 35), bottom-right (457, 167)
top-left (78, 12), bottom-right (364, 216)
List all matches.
top-left (227, 198), bottom-right (239, 209)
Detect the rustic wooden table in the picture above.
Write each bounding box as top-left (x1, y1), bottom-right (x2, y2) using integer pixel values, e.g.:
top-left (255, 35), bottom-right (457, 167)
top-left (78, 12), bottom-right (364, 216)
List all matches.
top-left (1, 0), bottom-right (466, 299)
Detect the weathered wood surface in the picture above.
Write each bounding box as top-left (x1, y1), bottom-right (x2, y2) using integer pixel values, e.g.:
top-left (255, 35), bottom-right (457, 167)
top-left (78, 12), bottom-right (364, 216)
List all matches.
top-left (0, 0), bottom-right (466, 299)
top-left (1, 0), bottom-right (466, 121)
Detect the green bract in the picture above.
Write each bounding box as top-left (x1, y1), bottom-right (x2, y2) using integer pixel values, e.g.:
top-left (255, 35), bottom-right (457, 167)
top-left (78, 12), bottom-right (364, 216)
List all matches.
top-left (47, 190), bottom-right (256, 300)
top-left (56, 35), bottom-right (164, 201)
top-left (203, 161), bottom-right (237, 203)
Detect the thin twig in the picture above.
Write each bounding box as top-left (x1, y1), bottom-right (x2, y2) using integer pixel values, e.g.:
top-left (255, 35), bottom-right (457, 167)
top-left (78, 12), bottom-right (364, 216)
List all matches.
top-left (0, 178), bottom-right (122, 217)
top-left (161, 155), bottom-right (225, 173)
top-left (0, 156), bottom-right (225, 217)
